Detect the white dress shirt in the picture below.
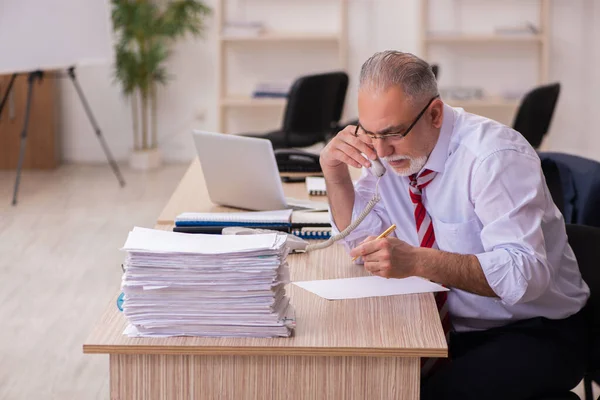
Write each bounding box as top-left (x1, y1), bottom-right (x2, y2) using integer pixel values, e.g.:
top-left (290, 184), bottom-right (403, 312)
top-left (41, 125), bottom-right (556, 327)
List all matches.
top-left (331, 103), bottom-right (590, 332)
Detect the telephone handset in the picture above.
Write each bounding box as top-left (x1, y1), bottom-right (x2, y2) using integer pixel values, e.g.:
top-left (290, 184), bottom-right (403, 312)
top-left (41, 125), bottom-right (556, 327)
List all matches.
top-left (368, 157), bottom-right (386, 178)
top-left (305, 156), bottom-right (386, 252)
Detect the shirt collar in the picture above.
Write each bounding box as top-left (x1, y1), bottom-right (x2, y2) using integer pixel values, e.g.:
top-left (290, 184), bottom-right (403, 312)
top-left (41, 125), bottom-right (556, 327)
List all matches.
top-left (423, 102), bottom-right (455, 174)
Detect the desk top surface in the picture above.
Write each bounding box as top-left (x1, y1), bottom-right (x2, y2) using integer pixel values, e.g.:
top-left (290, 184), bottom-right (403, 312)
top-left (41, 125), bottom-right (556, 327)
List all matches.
top-left (84, 159), bottom-right (447, 358)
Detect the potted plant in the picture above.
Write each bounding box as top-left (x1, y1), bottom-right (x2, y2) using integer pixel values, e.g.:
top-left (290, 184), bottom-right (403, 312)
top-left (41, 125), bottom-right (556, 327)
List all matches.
top-left (112, 0), bottom-right (211, 170)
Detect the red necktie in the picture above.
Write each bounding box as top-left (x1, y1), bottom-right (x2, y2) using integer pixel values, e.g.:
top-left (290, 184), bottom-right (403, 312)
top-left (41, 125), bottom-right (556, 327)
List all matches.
top-left (409, 169), bottom-right (451, 377)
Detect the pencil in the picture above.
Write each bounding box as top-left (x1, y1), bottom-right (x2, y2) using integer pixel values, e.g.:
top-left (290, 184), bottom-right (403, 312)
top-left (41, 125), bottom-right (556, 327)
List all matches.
top-left (351, 223), bottom-right (397, 261)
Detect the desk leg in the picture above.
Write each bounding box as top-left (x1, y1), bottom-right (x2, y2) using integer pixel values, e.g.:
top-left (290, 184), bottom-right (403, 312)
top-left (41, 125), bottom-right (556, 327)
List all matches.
top-left (110, 354), bottom-right (420, 399)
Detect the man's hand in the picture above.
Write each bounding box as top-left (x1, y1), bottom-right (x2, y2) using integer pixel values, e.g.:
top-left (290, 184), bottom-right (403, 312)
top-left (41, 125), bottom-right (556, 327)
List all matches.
top-left (320, 125), bottom-right (378, 176)
top-left (349, 236), bottom-right (419, 279)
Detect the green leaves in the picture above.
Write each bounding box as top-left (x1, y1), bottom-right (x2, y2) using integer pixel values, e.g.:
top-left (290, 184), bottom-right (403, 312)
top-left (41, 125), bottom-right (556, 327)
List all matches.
top-left (114, 41), bottom-right (139, 94)
top-left (112, 0), bottom-right (211, 149)
top-left (111, 0), bottom-right (211, 95)
top-left (158, 1), bottom-right (212, 39)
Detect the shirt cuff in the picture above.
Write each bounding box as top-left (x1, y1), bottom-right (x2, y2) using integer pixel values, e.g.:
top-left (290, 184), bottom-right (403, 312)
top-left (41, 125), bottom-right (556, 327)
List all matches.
top-left (475, 249), bottom-right (528, 306)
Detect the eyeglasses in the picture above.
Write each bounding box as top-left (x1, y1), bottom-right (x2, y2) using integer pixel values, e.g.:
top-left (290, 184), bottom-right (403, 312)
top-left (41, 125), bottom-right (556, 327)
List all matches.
top-left (354, 94), bottom-right (440, 140)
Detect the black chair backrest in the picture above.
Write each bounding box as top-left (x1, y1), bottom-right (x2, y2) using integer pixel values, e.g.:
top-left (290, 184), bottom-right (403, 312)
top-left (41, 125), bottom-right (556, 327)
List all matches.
top-left (512, 82), bottom-right (560, 148)
top-left (539, 152), bottom-right (600, 228)
top-left (282, 72), bottom-right (349, 140)
top-left (541, 157), bottom-right (565, 216)
top-left (431, 64), bottom-right (439, 79)
top-left (332, 74), bottom-right (349, 128)
top-left (566, 224), bottom-right (600, 368)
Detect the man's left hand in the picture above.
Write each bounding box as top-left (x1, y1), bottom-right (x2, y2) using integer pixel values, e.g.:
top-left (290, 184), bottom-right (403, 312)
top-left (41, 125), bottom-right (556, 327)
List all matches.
top-left (349, 237), bottom-right (419, 279)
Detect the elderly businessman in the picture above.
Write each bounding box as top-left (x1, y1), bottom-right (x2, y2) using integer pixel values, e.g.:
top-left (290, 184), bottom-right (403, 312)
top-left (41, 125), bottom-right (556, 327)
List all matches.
top-left (320, 50), bottom-right (589, 400)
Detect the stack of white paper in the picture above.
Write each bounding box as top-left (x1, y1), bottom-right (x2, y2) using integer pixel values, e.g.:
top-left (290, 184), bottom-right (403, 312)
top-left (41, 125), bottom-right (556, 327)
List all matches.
top-left (120, 227), bottom-right (294, 338)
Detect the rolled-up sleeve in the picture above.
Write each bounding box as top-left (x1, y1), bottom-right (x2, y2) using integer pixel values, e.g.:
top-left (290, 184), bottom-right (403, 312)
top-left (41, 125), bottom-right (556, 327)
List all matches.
top-left (329, 170), bottom-right (392, 256)
top-left (472, 149), bottom-right (552, 306)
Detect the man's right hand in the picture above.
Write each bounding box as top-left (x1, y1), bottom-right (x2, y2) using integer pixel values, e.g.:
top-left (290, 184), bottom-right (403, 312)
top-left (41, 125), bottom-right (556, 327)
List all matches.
top-left (320, 125), bottom-right (379, 173)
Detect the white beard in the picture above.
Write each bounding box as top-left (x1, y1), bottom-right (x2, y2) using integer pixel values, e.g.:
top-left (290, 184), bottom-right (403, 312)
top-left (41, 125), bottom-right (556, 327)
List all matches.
top-left (382, 155), bottom-right (428, 176)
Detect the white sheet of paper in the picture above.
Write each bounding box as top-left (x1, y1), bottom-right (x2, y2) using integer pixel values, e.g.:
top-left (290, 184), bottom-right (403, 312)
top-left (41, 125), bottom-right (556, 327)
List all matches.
top-left (293, 276), bottom-right (449, 300)
top-left (122, 227), bottom-right (285, 254)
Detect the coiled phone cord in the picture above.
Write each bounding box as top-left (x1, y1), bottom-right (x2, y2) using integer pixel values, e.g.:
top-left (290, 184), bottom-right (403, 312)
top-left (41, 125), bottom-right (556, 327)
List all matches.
top-left (305, 178), bottom-right (381, 252)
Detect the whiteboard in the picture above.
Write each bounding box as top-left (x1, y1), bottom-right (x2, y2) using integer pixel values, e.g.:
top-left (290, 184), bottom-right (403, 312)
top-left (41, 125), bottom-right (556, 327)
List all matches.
top-left (0, 0), bottom-right (112, 75)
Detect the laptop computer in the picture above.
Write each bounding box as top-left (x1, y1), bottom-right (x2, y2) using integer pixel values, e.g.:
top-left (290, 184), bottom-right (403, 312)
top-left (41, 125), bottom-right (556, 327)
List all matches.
top-left (192, 130), bottom-right (328, 211)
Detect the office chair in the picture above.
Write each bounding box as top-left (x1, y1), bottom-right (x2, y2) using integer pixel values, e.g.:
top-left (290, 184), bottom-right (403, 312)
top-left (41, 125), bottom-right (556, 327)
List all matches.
top-left (243, 71), bottom-right (349, 149)
top-left (532, 224), bottom-right (600, 400)
top-left (541, 157), bottom-right (565, 216)
top-left (431, 64), bottom-right (439, 79)
top-left (512, 83), bottom-right (561, 149)
top-left (539, 152), bottom-right (600, 228)
top-left (566, 224), bottom-right (600, 400)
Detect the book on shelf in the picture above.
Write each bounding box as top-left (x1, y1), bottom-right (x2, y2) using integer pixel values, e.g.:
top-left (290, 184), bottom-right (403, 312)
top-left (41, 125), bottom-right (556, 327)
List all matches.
top-left (252, 81), bottom-right (291, 99)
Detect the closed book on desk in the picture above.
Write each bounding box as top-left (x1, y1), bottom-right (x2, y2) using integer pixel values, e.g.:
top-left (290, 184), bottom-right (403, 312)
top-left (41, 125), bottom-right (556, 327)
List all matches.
top-left (175, 209), bottom-right (293, 227)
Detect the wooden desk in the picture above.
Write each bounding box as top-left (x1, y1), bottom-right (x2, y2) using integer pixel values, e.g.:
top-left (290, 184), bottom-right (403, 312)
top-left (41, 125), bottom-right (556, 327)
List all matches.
top-left (85, 160), bottom-right (447, 399)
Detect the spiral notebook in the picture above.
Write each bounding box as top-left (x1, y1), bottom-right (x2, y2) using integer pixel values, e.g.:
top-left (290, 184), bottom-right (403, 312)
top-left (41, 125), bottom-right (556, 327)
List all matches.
top-left (290, 211), bottom-right (331, 240)
top-left (175, 210), bottom-right (332, 240)
top-left (306, 177), bottom-right (327, 196)
top-left (175, 210), bottom-right (293, 227)
top-left (291, 210), bottom-right (330, 227)
top-left (291, 226), bottom-right (332, 240)
top-left (306, 177), bottom-right (357, 196)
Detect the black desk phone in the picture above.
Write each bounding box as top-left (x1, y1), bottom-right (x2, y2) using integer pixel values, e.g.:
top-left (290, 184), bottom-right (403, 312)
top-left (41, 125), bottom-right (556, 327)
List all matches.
top-left (274, 149), bottom-right (322, 173)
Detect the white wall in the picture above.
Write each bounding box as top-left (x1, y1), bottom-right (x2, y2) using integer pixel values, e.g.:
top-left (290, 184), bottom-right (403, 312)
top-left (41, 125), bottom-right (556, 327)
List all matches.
top-left (542, 0), bottom-right (599, 160)
top-left (58, 0), bottom-right (600, 164)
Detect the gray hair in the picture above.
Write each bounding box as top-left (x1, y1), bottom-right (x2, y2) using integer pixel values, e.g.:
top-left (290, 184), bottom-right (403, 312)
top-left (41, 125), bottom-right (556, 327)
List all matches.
top-left (359, 51), bottom-right (438, 104)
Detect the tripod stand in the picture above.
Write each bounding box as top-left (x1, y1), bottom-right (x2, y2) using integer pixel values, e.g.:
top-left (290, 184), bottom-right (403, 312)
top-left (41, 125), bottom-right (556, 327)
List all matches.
top-left (0, 66), bottom-right (126, 205)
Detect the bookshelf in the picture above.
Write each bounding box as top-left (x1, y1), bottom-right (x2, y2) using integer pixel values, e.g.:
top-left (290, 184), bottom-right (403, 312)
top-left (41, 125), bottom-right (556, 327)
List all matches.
top-left (420, 0), bottom-right (551, 123)
top-left (216, 0), bottom-right (348, 133)
top-left (220, 33), bottom-right (341, 43)
top-left (424, 34), bottom-right (546, 45)
top-left (220, 96), bottom-right (286, 107)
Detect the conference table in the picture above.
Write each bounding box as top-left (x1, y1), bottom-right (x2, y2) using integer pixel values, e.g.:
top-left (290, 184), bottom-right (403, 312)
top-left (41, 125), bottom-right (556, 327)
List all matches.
top-left (83, 159), bottom-right (447, 399)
